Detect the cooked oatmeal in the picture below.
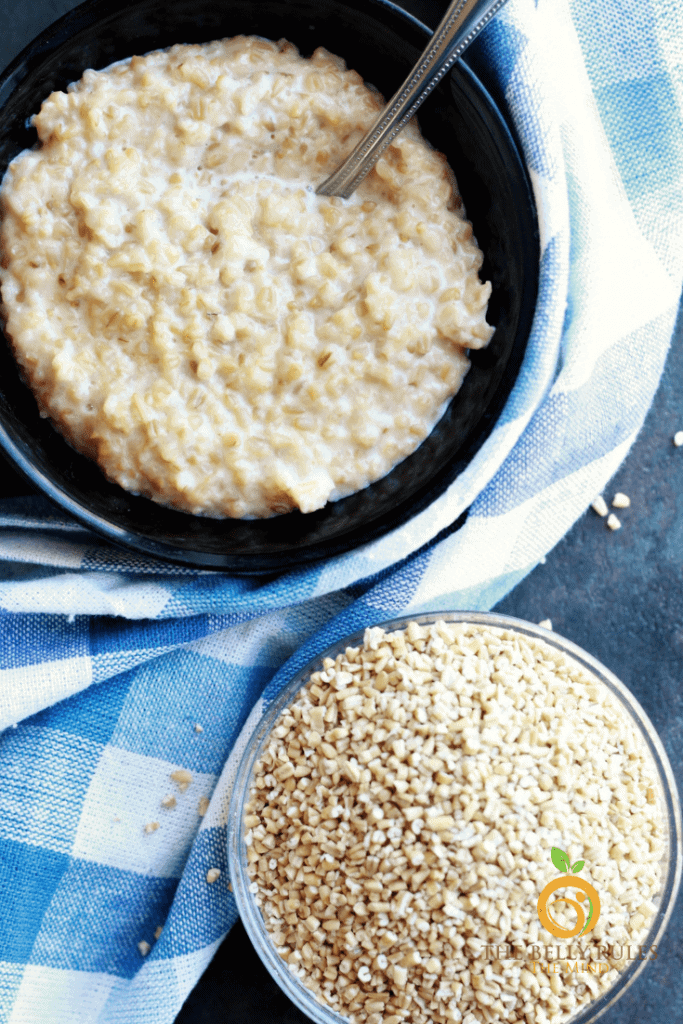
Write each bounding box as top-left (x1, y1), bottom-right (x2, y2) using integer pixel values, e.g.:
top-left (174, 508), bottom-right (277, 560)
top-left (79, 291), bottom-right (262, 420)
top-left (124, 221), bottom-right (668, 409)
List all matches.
top-left (0, 36), bottom-right (493, 518)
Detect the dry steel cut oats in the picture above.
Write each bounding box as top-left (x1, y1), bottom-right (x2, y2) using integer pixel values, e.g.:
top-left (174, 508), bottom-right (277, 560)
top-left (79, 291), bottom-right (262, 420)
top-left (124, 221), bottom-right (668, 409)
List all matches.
top-left (0, 36), bottom-right (493, 519)
top-left (244, 621), bottom-right (665, 1024)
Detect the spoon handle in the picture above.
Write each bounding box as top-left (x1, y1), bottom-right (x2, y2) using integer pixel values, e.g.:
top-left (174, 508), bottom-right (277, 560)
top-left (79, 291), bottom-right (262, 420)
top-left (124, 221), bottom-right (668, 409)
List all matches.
top-left (316, 0), bottom-right (510, 199)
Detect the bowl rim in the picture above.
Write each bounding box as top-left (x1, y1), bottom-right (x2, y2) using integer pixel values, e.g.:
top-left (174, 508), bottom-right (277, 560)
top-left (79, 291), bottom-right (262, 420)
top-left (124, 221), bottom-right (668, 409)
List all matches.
top-left (227, 610), bottom-right (682, 1024)
top-left (0, 0), bottom-right (539, 572)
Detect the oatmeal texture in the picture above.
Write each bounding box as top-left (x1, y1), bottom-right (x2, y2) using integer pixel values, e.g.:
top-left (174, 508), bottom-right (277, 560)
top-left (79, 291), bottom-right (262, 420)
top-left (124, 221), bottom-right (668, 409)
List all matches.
top-left (245, 621), bottom-right (665, 1024)
top-left (0, 37), bottom-right (493, 518)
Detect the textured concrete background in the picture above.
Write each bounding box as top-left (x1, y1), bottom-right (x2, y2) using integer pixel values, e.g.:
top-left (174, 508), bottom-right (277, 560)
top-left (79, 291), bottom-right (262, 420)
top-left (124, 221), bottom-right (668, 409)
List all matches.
top-left (0, 1), bottom-right (681, 1021)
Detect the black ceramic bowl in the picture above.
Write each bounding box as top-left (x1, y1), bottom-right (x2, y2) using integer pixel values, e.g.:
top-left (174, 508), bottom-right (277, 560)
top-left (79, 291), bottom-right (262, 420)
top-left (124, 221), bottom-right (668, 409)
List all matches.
top-left (0, 0), bottom-right (538, 572)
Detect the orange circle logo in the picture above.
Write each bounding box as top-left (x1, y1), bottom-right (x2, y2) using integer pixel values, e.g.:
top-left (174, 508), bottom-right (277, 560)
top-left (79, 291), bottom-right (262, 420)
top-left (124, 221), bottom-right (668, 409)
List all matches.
top-left (538, 875), bottom-right (601, 938)
top-left (537, 847), bottom-right (601, 938)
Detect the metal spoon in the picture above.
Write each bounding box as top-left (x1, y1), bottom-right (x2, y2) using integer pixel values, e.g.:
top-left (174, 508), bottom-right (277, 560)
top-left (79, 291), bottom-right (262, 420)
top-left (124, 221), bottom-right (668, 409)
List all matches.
top-left (316, 0), bottom-right (510, 199)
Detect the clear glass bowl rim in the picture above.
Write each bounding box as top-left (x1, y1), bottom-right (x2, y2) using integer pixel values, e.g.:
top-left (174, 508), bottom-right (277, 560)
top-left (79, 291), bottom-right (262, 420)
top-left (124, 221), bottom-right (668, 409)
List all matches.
top-left (227, 610), bottom-right (682, 1024)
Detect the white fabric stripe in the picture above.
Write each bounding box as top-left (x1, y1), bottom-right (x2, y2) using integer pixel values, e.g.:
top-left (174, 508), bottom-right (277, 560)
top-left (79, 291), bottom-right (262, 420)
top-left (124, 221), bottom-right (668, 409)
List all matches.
top-left (405, 433), bottom-right (635, 613)
top-left (506, 11), bottom-right (569, 248)
top-left (526, 166), bottom-right (556, 256)
top-left (8, 966), bottom-right (116, 1024)
top-left (544, 1), bottom-right (679, 396)
top-left (0, 533), bottom-right (87, 569)
top-left (0, 573), bottom-right (173, 619)
top-left (72, 746), bottom-right (215, 878)
top-left (98, 936), bottom-right (224, 1024)
top-left (0, 657), bottom-right (93, 731)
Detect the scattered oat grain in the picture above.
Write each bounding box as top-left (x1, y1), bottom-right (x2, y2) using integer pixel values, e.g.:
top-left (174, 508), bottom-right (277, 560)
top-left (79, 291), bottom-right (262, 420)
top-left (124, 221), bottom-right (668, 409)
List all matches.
top-left (154, 926), bottom-right (163, 940)
top-left (538, 618), bottom-right (552, 630)
top-left (206, 867), bottom-right (221, 884)
top-left (161, 795), bottom-right (176, 810)
top-left (194, 723), bottom-right (204, 734)
top-left (607, 513), bottom-right (621, 530)
top-left (591, 494), bottom-right (609, 516)
top-left (612, 492), bottom-right (630, 508)
top-left (170, 768), bottom-right (193, 792)
top-left (198, 796), bottom-right (210, 817)
top-left (137, 940), bottom-right (151, 956)
top-left (143, 821), bottom-right (160, 834)
top-left (673, 431), bottom-right (683, 447)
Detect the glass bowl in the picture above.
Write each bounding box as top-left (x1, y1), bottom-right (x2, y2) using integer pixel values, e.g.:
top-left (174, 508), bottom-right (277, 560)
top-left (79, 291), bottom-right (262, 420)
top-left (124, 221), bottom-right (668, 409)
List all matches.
top-left (228, 611), bottom-right (681, 1024)
top-left (0, 0), bottom-right (538, 572)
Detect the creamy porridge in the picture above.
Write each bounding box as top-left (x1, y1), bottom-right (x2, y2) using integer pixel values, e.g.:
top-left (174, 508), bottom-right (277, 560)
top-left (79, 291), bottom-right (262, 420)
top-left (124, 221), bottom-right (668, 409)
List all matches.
top-left (0, 37), bottom-right (493, 518)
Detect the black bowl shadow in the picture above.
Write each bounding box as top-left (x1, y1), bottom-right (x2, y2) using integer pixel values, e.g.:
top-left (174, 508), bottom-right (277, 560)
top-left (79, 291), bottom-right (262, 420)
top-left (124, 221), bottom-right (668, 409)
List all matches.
top-left (0, 0), bottom-right (539, 572)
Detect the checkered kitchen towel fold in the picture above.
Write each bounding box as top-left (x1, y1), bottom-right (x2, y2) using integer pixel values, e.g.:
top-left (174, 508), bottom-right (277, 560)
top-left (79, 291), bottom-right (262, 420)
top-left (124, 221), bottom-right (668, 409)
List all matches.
top-left (0, 0), bottom-right (682, 1020)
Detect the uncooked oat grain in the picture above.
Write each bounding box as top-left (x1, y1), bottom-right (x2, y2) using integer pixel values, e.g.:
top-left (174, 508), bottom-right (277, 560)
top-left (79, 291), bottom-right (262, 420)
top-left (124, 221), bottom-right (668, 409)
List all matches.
top-left (591, 495), bottom-right (609, 517)
top-left (606, 513), bottom-right (621, 531)
top-left (245, 620), bottom-right (664, 1024)
top-left (198, 795), bottom-right (210, 817)
top-left (206, 867), bottom-right (221, 884)
top-left (171, 768), bottom-right (193, 792)
top-left (612, 493), bottom-right (630, 509)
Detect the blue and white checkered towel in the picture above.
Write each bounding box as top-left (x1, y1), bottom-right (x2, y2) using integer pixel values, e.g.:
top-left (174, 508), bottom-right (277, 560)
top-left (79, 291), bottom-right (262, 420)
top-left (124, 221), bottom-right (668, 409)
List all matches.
top-left (1, 0), bottom-right (682, 1019)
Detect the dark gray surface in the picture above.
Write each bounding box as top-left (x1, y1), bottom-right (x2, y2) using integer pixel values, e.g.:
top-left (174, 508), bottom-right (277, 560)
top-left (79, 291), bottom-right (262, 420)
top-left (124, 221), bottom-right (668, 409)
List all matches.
top-left (0, 1), bottom-right (681, 1022)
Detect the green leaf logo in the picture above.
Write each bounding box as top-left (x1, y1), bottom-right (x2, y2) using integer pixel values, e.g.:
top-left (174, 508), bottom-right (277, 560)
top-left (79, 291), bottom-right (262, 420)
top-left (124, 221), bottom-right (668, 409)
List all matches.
top-left (571, 860), bottom-right (585, 874)
top-left (550, 847), bottom-right (571, 873)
